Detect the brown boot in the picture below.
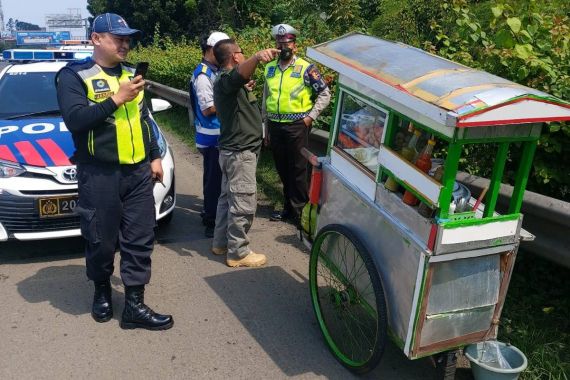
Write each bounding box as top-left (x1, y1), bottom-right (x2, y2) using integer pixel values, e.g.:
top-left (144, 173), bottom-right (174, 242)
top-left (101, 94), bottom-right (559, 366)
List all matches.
top-left (226, 252), bottom-right (267, 268)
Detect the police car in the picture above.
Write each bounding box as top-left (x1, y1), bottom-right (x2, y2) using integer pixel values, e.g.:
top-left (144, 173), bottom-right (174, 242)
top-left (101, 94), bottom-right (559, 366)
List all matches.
top-left (0, 61), bottom-right (176, 241)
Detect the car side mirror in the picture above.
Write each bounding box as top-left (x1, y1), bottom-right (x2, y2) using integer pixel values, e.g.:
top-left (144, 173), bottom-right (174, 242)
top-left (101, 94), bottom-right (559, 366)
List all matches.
top-left (150, 98), bottom-right (172, 113)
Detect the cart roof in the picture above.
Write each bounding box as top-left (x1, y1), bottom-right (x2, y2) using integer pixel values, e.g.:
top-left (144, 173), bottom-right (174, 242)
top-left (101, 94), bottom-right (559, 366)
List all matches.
top-left (307, 33), bottom-right (570, 134)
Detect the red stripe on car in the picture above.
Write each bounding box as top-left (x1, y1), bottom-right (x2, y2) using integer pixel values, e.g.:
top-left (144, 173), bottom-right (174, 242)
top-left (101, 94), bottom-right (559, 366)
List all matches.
top-left (14, 141), bottom-right (47, 167)
top-left (0, 145), bottom-right (18, 163)
top-left (36, 138), bottom-right (71, 165)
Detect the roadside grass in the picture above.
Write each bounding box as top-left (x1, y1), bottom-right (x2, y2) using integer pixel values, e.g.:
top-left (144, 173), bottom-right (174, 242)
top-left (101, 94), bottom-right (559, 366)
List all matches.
top-left (499, 252), bottom-right (570, 380)
top-left (154, 106), bottom-right (283, 209)
top-left (155, 105), bottom-right (569, 380)
top-left (153, 106), bottom-right (195, 147)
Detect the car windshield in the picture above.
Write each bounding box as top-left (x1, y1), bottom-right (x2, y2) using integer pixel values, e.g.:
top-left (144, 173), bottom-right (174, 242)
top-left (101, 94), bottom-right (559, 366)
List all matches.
top-left (0, 72), bottom-right (59, 119)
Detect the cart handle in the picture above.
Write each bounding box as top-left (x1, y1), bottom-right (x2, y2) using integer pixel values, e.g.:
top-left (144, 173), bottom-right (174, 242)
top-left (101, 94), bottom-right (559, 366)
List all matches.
top-left (301, 147), bottom-right (321, 168)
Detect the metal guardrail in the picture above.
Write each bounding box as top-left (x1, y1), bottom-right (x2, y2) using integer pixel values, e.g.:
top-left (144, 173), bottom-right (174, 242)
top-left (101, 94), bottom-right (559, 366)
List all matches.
top-left (146, 81), bottom-right (570, 268)
top-left (146, 80), bottom-right (194, 126)
top-left (147, 80), bottom-right (190, 107)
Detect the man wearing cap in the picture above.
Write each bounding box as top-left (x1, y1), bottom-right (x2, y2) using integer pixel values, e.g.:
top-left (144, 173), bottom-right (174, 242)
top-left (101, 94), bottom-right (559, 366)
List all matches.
top-left (262, 23), bottom-right (331, 223)
top-left (189, 31), bottom-right (229, 238)
top-left (56, 13), bottom-right (173, 330)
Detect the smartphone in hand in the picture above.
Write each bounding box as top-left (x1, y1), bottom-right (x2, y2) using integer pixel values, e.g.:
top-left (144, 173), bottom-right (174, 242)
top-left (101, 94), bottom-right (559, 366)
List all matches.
top-left (134, 62), bottom-right (149, 79)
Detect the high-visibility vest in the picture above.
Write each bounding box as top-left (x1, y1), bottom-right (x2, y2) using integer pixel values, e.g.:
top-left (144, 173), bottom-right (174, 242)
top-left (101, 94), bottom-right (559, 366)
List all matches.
top-left (264, 57), bottom-right (313, 122)
top-left (190, 62), bottom-right (220, 148)
top-left (73, 62), bottom-right (150, 164)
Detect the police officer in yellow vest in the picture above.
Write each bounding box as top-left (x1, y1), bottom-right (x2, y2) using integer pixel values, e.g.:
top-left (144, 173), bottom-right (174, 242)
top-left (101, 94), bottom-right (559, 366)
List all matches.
top-left (262, 24), bottom-right (331, 222)
top-left (56, 13), bottom-right (173, 330)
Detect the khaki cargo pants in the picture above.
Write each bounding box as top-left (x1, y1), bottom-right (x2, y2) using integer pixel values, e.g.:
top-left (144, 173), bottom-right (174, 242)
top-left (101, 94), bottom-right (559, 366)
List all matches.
top-left (213, 149), bottom-right (258, 260)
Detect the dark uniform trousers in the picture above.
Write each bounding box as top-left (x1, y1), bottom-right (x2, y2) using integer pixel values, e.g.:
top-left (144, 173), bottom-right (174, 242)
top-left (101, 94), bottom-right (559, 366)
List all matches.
top-left (198, 146), bottom-right (222, 226)
top-left (75, 161), bottom-right (156, 286)
top-left (269, 119), bottom-right (310, 216)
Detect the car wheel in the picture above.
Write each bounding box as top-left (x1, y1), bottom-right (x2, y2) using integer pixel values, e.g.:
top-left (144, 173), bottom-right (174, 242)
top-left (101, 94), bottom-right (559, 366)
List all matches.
top-left (158, 211), bottom-right (174, 226)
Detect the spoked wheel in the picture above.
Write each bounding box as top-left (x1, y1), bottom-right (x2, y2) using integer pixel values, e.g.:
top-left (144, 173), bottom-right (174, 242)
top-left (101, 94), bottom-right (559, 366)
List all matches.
top-left (309, 224), bottom-right (388, 374)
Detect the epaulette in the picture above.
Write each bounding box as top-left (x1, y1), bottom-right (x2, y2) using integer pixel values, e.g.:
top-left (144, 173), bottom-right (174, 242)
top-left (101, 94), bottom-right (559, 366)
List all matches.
top-left (66, 57), bottom-right (92, 67)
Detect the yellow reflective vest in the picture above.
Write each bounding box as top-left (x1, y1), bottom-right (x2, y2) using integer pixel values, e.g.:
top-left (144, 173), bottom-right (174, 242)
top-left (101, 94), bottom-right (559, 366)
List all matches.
top-left (264, 58), bottom-right (313, 122)
top-left (74, 63), bottom-right (150, 164)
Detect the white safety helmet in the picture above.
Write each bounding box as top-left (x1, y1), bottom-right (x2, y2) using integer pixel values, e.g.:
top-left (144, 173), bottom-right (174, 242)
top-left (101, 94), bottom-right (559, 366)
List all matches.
top-left (271, 24), bottom-right (299, 42)
top-left (206, 31), bottom-right (230, 47)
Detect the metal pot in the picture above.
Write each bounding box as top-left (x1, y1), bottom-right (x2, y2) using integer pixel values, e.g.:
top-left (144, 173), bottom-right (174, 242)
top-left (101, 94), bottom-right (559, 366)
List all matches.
top-left (452, 182), bottom-right (471, 213)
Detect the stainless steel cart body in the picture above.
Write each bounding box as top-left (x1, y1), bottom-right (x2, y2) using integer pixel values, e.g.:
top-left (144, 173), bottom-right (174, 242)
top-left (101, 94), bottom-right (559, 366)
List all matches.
top-left (303, 33), bottom-right (570, 366)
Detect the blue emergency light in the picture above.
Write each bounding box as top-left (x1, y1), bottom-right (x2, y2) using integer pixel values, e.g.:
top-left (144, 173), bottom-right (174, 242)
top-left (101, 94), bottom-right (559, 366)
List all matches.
top-left (2, 49), bottom-right (93, 62)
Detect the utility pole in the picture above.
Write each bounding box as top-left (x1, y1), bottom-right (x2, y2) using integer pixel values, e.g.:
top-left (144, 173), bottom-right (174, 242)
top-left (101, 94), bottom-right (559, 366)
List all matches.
top-left (0, 0), bottom-right (5, 34)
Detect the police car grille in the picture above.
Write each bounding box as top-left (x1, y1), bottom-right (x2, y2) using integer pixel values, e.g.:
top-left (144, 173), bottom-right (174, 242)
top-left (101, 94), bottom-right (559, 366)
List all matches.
top-left (0, 193), bottom-right (79, 234)
top-left (19, 189), bottom-right (76, 196)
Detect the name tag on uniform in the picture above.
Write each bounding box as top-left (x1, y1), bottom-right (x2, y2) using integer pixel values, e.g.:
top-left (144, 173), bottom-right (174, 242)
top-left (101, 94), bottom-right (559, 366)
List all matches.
top-left (267, 66), bottom-right (276, 78)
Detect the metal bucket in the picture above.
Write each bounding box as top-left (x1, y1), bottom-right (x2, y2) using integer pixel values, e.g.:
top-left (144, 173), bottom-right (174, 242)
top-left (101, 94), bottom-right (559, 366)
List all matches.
top-left (465, 341), bottom-right (528, 380)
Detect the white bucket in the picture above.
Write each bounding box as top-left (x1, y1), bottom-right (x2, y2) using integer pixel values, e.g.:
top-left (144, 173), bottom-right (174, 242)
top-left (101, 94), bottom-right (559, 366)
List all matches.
top-left (465, 341), bottom-right (528, 380)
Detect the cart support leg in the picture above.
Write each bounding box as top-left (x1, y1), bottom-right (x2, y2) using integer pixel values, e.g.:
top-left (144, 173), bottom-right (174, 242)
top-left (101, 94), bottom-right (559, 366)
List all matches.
top-left (433, 349), bottom-right (458, 380)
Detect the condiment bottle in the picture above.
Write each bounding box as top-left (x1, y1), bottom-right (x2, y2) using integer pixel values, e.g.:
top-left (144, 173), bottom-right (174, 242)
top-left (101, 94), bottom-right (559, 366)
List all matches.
top-left (385, 127), bottom-right (421, 192)
top-left (403, 138), bottom-right (435, 206)
top-left (401, 129), bottom-right (422, 162)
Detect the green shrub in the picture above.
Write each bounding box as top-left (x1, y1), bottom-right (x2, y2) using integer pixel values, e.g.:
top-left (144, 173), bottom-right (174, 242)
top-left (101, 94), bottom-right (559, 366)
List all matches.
top-left (129, 28), bottom-right (202, 90)
top-left (424, 0), bottom-right (570, 200)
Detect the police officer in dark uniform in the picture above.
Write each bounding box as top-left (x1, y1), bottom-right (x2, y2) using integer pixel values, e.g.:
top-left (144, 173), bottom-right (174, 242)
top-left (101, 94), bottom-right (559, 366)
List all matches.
top-left (56, 13), bottom-right (173, 330)
top-left (262, 24), bottom-right (331, 222)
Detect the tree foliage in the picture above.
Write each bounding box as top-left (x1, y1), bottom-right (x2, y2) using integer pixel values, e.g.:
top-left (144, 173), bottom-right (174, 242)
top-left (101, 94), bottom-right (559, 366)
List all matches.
top-left (15, 21), bottom-right (41, 31)
top-left (422, 0), bottom-right (570, 200)
top-left (5, 18), bottom-right (16, 33)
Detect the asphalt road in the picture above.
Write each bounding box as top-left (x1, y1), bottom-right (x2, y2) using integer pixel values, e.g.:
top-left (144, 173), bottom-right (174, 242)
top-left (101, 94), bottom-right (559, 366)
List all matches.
top-left (0, 129), bottom-right (473, 379)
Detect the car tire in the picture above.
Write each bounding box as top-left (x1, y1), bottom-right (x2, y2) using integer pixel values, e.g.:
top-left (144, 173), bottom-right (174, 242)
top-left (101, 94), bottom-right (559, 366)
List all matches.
top-left (158, 211), bottom-right (174, 226)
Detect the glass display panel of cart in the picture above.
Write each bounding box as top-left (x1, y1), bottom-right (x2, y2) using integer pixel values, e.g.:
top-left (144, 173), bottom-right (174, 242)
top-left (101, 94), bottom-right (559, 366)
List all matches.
top-left (335, 90), bottom-right (387, 172)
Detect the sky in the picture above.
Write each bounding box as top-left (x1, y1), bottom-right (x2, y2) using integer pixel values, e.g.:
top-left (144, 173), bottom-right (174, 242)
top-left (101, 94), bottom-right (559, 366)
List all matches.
top-left (2, 0), bottom-right (89, 27)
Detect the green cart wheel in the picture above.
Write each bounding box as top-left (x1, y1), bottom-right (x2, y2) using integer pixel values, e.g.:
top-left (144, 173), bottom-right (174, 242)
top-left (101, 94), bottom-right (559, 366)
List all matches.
top-left (309, 224), bottom-right (388, 374)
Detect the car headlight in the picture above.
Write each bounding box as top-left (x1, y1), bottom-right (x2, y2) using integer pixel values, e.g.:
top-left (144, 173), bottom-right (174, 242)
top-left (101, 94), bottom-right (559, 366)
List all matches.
top-left (0, 159), bottom-right (25, 178)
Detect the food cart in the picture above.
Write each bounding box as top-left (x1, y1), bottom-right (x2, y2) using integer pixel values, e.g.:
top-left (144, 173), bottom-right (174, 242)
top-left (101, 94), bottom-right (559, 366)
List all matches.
top-left (299, 33), bottom-right (570, 377)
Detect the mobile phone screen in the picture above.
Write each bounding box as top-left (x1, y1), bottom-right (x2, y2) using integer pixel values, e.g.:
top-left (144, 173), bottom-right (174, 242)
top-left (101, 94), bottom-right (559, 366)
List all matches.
top-left (134, 62), bottom-right (149, 78)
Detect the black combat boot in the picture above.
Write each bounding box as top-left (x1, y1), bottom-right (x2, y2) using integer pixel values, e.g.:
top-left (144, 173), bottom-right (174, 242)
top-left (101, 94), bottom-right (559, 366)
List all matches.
top-left (120, 285), bottom-right (173, 330)
top-left (92, 280), bottom-right (113, 323)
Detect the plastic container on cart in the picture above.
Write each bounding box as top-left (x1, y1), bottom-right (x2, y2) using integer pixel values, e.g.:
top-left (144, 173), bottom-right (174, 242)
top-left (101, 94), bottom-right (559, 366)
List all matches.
top-left (465, 341), bottom-right (528, 380)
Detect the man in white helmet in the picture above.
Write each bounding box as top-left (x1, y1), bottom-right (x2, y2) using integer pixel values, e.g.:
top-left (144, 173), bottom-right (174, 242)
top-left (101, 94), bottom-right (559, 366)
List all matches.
top-left (189, 31), bottom-right (230, 238)
top-left (262, 23), bottom-right (331, 223)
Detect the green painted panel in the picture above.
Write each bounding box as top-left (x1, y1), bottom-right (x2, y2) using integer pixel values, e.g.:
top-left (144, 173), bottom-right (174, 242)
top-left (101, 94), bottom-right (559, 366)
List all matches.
top-left (441, 213), bottom-right (520, 228)
top-left (483, 143), bottom-right (509, 218)
top-left (437, 143), bottom-right (462, 218)
top-left (509, 141), bottom-right (537, 213)
top-left (327, 88), bottom-right (343, 156)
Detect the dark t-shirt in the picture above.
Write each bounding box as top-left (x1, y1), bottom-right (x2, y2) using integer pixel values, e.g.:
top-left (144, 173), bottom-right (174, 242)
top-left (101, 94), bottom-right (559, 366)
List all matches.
top-left (214, 67), bottom-right (262, 154)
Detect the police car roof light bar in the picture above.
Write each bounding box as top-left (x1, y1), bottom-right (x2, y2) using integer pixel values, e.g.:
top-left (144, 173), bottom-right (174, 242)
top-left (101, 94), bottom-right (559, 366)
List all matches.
top-left (2, 48), bottom-right (93, 63)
